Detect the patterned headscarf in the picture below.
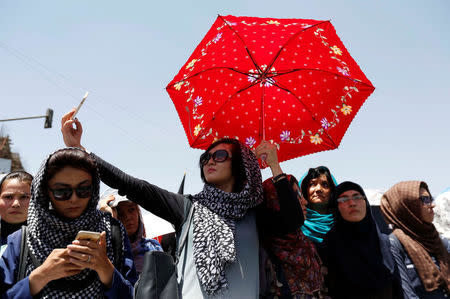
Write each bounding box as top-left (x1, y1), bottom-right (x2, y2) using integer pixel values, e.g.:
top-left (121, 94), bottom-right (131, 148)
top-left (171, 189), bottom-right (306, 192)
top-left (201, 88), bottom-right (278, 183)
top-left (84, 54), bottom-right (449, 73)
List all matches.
top-left (25, 148), bottom-right (126, 298)
top-left (262, 175), bottom-right (323, 296)
top-left (191, 140), bottom-right (263, 295)
top-left (381, 181), bottom-right (450, 292)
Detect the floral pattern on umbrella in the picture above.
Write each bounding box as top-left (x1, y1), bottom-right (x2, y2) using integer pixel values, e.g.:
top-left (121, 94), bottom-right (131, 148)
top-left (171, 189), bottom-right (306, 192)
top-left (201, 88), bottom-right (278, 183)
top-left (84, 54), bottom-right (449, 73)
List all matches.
top-left (167, 15), bottom-right (375, 165)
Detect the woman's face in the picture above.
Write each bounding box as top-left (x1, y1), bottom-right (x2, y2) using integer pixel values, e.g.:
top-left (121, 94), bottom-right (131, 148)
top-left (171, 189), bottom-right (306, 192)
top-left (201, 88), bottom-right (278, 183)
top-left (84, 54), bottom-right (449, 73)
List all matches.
top-left (419, 187), bottom-right (434, 223)
top-left (117, 201), bottom-right (140, 236)
top-left (337, 190), bottom-right (367, 222)
top-left (0, 179), bottom-right (31, 224)
top-left (202, 143), bottom-right (235, 192)
top-left (307, 174), bottom-right (331, 204)
top-left (47, 166), bottom-right (92, 219)
top-left (293, 183), bottom-right (307, 218)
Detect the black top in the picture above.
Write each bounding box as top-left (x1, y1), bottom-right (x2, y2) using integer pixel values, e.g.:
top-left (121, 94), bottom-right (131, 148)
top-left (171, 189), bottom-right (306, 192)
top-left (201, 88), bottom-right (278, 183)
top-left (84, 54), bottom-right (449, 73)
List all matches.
top-left (92, 153), bottom-right (186, 230)
top-left (91, 153), bottom-right (295, 236)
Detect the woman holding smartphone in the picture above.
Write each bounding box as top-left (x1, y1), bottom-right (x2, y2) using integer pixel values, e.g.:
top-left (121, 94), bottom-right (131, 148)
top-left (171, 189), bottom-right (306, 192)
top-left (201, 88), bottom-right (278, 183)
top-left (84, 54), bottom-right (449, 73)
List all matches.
top-left (0, 148), bottom-right (137, 298)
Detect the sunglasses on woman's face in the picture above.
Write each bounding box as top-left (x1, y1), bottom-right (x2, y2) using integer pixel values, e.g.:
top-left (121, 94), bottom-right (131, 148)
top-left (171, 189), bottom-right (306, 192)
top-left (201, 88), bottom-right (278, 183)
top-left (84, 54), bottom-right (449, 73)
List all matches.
top-left (337, 194), bottom-right (365, 204)
top-left (419, 196), bottom-right (434, 206)
top-left (49, 185), bottom-right (93, 201)
top-left (200, 149), bottom-right (232, 166)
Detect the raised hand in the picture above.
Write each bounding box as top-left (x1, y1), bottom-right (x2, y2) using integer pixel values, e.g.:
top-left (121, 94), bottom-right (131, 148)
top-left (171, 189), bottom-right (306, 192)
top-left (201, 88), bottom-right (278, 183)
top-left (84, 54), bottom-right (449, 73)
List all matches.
top-left (61, 109), bottom-right (84, 149)
top-left (255, 140), bottom-right (283, 177)
top-left (98, 195), bottom-right (118, 218)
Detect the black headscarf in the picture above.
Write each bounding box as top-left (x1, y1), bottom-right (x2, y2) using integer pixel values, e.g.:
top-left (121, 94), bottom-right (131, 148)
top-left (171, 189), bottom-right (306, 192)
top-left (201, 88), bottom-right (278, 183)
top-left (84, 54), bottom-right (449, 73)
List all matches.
top-left (323, 181), bottom-right (396, 296)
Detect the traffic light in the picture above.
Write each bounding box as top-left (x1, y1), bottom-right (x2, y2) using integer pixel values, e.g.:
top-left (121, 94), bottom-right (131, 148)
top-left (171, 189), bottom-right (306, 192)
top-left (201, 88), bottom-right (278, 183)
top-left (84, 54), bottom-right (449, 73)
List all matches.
top-left (44, 108), bottom-right (53, 128)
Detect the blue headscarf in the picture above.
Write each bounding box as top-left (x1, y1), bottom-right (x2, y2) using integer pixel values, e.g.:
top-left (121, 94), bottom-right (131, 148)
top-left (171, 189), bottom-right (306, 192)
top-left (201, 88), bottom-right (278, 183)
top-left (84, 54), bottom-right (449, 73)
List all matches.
top-left (301, 208), bottom-right (334, 243)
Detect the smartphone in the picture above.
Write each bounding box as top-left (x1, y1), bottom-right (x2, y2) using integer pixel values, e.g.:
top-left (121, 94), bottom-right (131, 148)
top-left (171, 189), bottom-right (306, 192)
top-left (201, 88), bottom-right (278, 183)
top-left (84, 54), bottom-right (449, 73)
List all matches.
top-left (71, 91), bottom-right (89, 120)
top-left (75, 230), bottom-right (101, 243)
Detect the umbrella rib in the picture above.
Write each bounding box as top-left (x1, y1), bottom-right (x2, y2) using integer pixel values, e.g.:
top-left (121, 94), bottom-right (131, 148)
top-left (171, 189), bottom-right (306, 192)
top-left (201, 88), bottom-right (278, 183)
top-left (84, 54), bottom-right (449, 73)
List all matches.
top-left (218, 15), bottom-right (263, 73)
top-left (268, 67), bottom-right (374, 89)
top-left (271, 80), bottom-right (338, 148)
top-left (167, 66), bottom-right (261, 89)
top-left (265, 20), bottom-right (331, 74)
top-left (196, 80), bottom-right (262, 142)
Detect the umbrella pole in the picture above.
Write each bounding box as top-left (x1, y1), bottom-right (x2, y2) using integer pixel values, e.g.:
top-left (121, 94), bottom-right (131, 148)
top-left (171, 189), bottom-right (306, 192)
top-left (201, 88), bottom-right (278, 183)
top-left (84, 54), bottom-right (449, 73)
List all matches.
top-left (259, 83), bottom-right (268, 166)
top-left (260, 83), bottom-right (265, 141)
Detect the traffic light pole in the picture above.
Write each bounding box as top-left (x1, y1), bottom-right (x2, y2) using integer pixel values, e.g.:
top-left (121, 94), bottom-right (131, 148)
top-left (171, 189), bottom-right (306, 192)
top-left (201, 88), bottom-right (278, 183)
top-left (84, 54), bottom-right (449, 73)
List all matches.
top-left (0, 109), bottom-right (53, 128)
top-left (0, 115), bottom-right (47, 121)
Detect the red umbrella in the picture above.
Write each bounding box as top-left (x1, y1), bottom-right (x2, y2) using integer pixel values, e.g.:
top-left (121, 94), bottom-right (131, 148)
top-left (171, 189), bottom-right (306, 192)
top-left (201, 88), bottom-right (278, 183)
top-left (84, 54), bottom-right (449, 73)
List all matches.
top-left (167, 15), bottom-right (375, 165)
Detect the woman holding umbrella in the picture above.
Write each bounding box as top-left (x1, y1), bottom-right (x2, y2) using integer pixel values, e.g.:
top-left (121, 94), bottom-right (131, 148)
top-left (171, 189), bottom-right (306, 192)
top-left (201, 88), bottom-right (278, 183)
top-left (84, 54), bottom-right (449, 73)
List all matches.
top-left (61, 109), bottom-right (264, 298)
top-left (256, 142), bottom-right (324, 298)
top-left (381, 181), bottom-right (450, 298)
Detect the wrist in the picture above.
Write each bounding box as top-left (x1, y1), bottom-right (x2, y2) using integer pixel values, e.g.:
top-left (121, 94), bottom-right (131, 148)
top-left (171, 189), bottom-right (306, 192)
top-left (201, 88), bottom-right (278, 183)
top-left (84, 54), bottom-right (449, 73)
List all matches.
top-left (269, 164), bottom-right (283, 177)
top-left (29, 267), bottom-right (50, 295)
top-left (97, 259), bottom-right (114, 288)
top-left (272, 173), bottom-right (287, 183)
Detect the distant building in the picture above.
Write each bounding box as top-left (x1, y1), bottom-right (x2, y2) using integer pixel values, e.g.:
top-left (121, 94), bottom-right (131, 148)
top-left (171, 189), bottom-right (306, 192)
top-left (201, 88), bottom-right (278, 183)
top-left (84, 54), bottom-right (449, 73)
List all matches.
top-left (0, 135), bottom-right (25, 173)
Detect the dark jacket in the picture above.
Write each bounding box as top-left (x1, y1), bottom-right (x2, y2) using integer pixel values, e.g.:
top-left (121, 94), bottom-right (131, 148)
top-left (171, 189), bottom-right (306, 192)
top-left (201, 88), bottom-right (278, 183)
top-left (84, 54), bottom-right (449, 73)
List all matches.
top-left (390, 234), bottom-right (450, 299)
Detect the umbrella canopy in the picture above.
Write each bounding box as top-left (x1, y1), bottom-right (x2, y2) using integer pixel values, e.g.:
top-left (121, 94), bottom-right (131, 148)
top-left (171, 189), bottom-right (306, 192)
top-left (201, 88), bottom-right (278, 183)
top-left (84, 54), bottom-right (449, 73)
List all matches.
top-left (167, 15), bottom-right (375, 165)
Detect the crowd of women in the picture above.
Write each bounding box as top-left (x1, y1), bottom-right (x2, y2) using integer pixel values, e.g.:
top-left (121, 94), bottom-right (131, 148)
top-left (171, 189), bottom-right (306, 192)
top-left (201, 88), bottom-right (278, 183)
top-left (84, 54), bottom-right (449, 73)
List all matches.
top-left (0, 108), bottom-right (448, 298)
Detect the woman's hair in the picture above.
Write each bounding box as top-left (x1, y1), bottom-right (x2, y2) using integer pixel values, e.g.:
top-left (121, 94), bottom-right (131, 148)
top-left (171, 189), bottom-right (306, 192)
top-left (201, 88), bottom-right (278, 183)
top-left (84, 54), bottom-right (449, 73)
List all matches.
top-left (262, 174), bottom-right (301, 205)
top-left (199, 138), bottom-right (246, 192)
top-left (45, 148), bottom-right (97, 183)
top-left (0, 171), bottom-right (33, 192)
top-left (300, 166), bottom-right (336, 202)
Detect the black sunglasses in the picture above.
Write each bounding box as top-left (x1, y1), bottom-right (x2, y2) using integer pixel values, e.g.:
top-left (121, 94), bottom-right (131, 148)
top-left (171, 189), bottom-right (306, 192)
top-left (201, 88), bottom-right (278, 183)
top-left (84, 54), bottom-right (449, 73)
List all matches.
top-left (200, 149), bottom-right (232, 166)
top-left (49, 185), bottom-right (93, 201)
top-left (419, 196), bottom-right (434, 206)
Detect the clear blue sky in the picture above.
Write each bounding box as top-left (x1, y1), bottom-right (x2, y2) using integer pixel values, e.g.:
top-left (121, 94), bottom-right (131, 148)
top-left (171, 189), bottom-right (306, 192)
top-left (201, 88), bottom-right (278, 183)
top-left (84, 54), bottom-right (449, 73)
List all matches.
top-left (1, 0), bottom-right (449, 198)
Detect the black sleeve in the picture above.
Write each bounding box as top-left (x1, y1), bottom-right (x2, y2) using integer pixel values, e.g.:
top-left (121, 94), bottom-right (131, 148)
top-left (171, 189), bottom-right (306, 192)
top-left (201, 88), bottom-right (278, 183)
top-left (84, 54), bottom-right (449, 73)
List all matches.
top-left (91, 153), bottom-right (186, 230)
top-left (257, 177), bottom-right (304, 237)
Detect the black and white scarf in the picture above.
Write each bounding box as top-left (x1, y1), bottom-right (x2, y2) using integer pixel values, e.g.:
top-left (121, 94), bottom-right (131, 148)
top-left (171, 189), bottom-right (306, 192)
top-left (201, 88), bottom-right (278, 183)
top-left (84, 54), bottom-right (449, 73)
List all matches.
top-left (25, 148), bottom-right (125, 298)
top-left (191, 142), bottom-right (263, 295)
